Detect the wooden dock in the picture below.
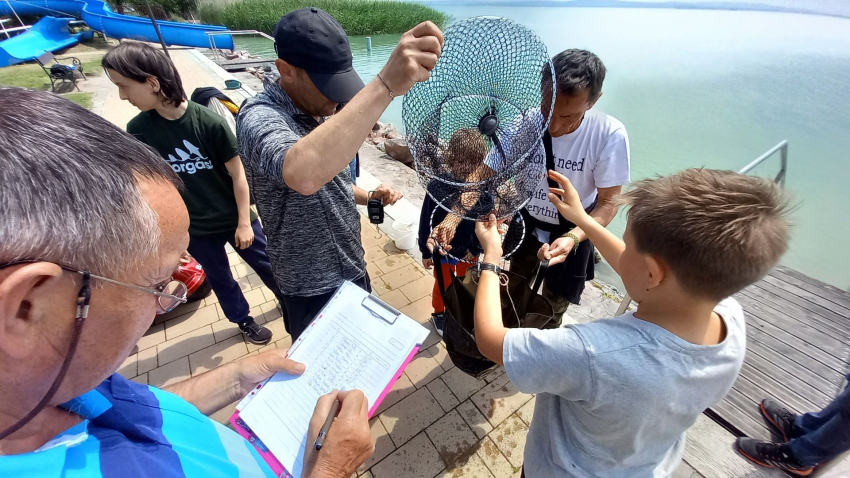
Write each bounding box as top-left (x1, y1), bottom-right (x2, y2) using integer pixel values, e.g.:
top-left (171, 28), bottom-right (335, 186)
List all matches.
top-left (200, 49), bottom-right (274, 72)
top-left (709, 266), bottom-right (850, 441)
top-left (216, 58), bottom-right (274, 72)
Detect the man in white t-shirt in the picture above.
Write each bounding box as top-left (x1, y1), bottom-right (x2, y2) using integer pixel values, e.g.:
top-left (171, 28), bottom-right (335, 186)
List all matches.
top-left (510, 49), bottom-right (631, 316)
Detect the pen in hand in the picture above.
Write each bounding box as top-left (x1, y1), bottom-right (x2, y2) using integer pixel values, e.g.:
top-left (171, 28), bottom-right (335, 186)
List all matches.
top-left (314, 399), bottom-right (341, 451)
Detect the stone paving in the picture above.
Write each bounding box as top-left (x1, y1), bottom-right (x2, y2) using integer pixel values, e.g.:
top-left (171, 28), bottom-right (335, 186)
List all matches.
top-left (117, 217), bottom-right (530, 477)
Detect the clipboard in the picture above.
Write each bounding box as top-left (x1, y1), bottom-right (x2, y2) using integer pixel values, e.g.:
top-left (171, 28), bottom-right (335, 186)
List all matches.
top-left (230, 281), bottom-right (429, 478)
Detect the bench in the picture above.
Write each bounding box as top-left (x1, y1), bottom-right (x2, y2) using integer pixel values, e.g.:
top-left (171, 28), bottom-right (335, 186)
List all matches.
top-left (36, 51), bottom-right (87, 92)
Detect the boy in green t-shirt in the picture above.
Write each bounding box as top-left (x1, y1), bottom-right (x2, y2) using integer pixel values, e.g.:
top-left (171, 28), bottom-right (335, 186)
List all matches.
top-left (103, 42), bottom-right (280, 344)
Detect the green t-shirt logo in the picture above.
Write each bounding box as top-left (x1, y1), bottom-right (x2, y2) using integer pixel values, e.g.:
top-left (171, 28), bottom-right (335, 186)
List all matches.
top-left (167, 140), bottom-right (214, 174)
top-left (127, 101), bottom-right (245, 236)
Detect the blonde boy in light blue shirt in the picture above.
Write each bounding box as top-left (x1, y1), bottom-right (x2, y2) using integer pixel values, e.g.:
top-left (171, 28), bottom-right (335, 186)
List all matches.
top-left (472, 168), bottom-right (791, 477)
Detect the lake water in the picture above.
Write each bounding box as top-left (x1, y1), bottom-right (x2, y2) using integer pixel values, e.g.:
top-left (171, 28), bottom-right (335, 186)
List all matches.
top-left (240, 7), bottom-right (850, 290)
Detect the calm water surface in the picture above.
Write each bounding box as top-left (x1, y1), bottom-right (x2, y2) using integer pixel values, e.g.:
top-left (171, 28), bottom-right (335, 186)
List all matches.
top-left (240, 7), bottom-right (850, 290)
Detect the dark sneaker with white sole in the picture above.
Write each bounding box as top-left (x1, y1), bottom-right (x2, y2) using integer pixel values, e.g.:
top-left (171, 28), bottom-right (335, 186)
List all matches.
top-left (760, 398), bottom-right (797, 442)
top-left (735, 437), bottom-right (814, 476)
top-left (430, 312), bottom-right (445, 337)
top-left (239, 318), bottom-right (273, 345)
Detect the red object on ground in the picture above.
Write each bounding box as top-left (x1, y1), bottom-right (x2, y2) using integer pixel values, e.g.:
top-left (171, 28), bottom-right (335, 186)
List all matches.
top-left (173, 253), bottom-right (212, 302)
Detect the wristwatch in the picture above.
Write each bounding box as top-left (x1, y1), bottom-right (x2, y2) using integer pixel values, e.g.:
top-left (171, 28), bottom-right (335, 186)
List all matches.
top-left (477, 262), bottom-right (503, 275)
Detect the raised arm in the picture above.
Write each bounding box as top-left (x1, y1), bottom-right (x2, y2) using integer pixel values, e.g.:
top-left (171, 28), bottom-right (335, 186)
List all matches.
top-left (283, 22), bottom-right (443, 195)
top-left (572, 185), bottom-right (621, 238)
top-left (540, 185), bottom-right (621, 264)
top-left (472, 214), bottom-right (509, 365)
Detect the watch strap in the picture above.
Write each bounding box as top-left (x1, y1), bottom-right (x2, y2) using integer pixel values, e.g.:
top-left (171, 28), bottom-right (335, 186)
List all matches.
top-left (478, 262), bottom-right (503, 275)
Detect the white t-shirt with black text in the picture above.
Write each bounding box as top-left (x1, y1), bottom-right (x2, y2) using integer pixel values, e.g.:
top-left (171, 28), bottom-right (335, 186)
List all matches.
top-left (526, 109), bottom-right (630, 228)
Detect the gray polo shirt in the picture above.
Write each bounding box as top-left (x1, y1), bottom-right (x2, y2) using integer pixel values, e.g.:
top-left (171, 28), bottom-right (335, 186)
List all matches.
top-left (237, 73), bottom-right (365, 297)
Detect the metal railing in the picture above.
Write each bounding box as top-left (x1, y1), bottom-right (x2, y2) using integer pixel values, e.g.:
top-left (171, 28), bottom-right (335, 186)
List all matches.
top-left (614, 140), bottom-right (789, 316)
top-left (738, 139), bottom-right (788, 187)
top-left (206, 30), bottom-right (275, 67)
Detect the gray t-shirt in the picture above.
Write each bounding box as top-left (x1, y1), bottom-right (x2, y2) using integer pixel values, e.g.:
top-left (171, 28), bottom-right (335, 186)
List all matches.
top-left (237, 74), bottom-right (365, 296)
top-left (503, 298), bottom-right (746, 477)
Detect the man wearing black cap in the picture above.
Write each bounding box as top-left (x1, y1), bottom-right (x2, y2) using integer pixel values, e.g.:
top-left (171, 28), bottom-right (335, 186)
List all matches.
top-left (237, 8), bottom-right (443, 340)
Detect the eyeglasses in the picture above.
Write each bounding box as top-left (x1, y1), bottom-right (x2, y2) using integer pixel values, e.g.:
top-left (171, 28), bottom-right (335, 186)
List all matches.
top-left (0, 260), bottom-right (188, 314)
top-left (77, 270), bottom-right (188, 314)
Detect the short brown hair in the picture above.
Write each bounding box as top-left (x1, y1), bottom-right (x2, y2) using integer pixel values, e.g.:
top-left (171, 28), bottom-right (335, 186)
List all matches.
top-left (621, 169), bottom-right (791, 300)
top-left (102, 42), bottom-right (186, 107)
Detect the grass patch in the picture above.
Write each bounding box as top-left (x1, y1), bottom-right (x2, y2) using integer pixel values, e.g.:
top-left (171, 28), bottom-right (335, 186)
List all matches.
top-left (0, 54), bottom-right (101, 110)
top-left (81, 57), bottom-right (104, 76)
top-left (0, 62), bottom-right (50, 90)
top-left (0, 57), bottom-right (101, 90)
top-left (199, 0), bottom-right (449, 35)
top-left (65, 92), bottom-right (94, 109)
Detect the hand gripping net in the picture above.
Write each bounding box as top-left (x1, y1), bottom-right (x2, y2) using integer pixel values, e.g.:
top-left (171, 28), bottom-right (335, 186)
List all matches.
top-left (402, 16), bottom-right (555, 258)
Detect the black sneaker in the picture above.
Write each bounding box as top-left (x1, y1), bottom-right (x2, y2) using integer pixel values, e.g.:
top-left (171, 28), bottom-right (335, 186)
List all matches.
top-left (239, 318), bottom-right (272, 345)
top-left (760, 398), bottom-right (797, 442)
top-left (430, 312), bottom-right (445, 337)
top-left (735, 437), bottom-right (814, 476)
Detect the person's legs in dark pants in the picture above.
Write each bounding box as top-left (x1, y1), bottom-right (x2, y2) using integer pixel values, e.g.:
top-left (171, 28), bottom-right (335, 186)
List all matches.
top-left (187, 233), bottom-right (272, 345)
top-left (788, 378), bottom-right (850, 466)
top-left (280, 290), bottom-right (335, 342)
top-left (541, 282), bottom-right (571, 316)
top-left (282, 274), bottom-right (371, 341)
top-left (429, 258), bottom-right (456, 336)
top-left (737, 379), bottom-right (850, 474)
top-left (229, 219), bottom-right (284, 300)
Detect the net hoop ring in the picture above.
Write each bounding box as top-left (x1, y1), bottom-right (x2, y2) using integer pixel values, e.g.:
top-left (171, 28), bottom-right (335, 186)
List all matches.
top-left (428, 191), bottom-right (526, 263)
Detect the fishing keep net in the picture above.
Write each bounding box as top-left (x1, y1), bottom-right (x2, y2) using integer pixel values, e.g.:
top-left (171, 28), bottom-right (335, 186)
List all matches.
top-left (403, 16), bottom-right (555, 257)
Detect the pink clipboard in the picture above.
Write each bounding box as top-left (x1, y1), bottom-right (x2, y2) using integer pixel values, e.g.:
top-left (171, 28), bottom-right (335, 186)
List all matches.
top-left (228, 282), bottom-right (427, 477)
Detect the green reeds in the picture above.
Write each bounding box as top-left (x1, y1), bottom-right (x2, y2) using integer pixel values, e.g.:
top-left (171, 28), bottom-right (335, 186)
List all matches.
top-left (198, 0), bottom-right (448, 36)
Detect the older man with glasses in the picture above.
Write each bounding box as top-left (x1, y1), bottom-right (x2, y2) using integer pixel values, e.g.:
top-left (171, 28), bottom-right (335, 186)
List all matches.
top-left (0, 87), bottom-right (373, 478)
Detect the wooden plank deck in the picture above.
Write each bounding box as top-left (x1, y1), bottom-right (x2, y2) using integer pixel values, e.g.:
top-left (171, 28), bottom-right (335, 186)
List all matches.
top-left (217, 59), bottom-right (274, 71)
top-left (709, 266), bottom-right (850, 441)
top-left (199, 49), bottom-right (274, 72)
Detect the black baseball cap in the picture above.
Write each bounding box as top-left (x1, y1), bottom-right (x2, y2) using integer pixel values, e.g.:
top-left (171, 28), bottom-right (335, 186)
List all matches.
top-left (273, 7), bottom-right (364, 103)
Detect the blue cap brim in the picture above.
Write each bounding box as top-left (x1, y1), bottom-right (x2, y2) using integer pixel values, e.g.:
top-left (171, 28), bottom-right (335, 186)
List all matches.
top-left (306, 68), bottom-right (365, 104)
